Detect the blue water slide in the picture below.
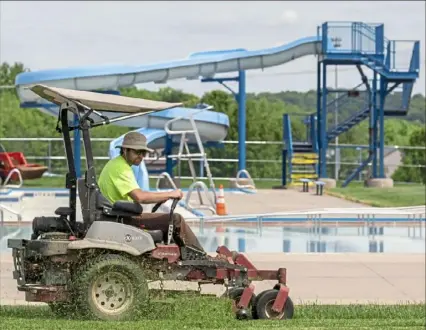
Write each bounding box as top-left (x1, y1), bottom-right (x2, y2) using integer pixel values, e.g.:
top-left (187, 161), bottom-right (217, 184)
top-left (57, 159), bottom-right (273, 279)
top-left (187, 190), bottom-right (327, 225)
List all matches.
top-left (15, 36), bottom-right (327, 105)
top-left (13, 34), bottom-right (326, 189)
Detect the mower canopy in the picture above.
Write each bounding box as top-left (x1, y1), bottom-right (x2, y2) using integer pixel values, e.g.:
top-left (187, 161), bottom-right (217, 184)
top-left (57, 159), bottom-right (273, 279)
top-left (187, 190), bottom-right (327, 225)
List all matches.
top-left (29, 84), bottom-right (183, 114)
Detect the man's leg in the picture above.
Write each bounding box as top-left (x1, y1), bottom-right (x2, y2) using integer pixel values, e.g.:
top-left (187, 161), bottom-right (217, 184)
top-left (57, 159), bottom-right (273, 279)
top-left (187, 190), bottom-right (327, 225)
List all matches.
top-left (125, 212), bottom-right (205, 252)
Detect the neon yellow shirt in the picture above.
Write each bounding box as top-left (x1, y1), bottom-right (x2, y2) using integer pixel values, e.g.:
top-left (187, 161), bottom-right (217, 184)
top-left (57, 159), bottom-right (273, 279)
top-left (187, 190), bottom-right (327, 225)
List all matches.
top-left (98, 155), bottom-right (139, 204)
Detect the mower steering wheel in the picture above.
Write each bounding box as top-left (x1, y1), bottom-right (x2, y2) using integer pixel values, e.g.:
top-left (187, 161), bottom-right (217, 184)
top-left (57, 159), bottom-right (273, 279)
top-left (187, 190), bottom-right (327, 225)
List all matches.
top-left (151, 198), bottom-right (180, 213)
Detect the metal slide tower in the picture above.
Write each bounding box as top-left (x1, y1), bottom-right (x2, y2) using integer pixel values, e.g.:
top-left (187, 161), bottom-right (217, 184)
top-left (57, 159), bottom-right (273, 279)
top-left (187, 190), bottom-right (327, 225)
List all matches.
top-left (283, 22), bottom-right (420, 187)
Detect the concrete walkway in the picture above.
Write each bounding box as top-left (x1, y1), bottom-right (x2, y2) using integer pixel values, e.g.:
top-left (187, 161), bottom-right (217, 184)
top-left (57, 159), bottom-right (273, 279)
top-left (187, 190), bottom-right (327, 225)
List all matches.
top-left (1, 252), bottom-right (424, 306)
top-left (214, 189), bottom-right (369, 215)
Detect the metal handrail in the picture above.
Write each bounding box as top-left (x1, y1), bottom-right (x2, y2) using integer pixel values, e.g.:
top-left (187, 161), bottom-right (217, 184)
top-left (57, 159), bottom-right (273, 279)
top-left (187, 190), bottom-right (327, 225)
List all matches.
top-left (155, 172), bottom-right (177, 190)
top-left (1, 168), bottom-right (23, 188)
top-left (235, 169), bottom-right (256, 190)
top-left (0, 203), bottom-right (23, 224)
top-left (184, 181), bottom-right (216, 215)
top-left (183, 206), bottom-right (426, 223)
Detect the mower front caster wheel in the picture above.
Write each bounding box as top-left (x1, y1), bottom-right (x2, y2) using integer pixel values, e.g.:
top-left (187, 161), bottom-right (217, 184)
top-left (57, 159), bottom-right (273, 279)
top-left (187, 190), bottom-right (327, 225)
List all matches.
top-left (222, 287), bottom-right (256, 319)
top-left (253, 289), bottom-right (294, 320)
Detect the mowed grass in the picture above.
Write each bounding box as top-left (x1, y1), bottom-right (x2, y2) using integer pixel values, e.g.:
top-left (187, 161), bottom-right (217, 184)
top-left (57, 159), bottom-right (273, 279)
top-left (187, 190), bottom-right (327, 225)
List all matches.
top-left (328, 182), bottom-right (425, 207)
top-left (1, 292), bottom-right (425, 330)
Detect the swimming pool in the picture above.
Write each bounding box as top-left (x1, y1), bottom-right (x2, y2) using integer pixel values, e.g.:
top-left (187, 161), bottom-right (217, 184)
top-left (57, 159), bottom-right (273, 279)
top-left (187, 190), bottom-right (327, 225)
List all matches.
top-left (1, 222), bottom-right (424, 254)
top-left (1, 187), bottom-right (425, 254)
top-left (0, 187), bottom-right (249, 220)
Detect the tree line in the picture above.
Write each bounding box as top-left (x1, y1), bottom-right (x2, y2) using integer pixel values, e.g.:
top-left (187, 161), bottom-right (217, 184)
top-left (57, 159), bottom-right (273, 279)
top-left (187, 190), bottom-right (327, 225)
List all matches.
top-left (0, 62), bottom-right (425, 184)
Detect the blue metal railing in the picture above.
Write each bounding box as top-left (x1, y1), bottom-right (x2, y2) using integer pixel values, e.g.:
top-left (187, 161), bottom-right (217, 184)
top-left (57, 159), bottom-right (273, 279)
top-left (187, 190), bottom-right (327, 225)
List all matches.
top-left (400, 43), bottom-right (419, 109)
top-left (325, 82), bottom-right (364, 113)
top-left (321, 21), bottom-right (383, 55)
top-left (283, 114), bottom-right (293, 153)
top-left (386, 40), bottom-right (420, 72)
top-left (283, 114), bottom-right (293, 184)
top-left (327, 107), bottom-right (370, 140)
top-left (326, 89), bottom-right (370, 133)
top-left (309, 114), bottom-right (318, 152)
top-left (342, 155), bottom-right (373, 187)
top-left (320, 21), bottom-right (420, 76)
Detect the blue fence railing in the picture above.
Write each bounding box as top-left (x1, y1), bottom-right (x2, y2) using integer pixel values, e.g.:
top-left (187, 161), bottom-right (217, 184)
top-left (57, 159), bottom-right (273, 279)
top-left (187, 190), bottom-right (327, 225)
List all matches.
top-left (321, 21), bottom-right (384, 55)
top-left (283, 114), bottom-right (293, 183)
top-left (320, 21), bottom-right (420, 76)
top-left (326, 91), bottom-right (370, 133)
top-left (400, 41), bottom-right (419, 109)
top-left (385, 40), bottom-right (420, 73)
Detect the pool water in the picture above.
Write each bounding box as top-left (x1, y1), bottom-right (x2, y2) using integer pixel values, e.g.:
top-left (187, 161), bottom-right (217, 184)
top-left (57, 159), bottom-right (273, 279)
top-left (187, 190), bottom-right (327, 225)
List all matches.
top-left (1, 223), bottom-right (424, 254)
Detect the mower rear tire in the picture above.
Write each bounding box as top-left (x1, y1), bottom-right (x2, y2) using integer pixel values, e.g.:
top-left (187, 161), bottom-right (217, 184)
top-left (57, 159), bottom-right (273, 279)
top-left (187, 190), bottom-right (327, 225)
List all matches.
top-left (253, 289), bottom-right (294, 320)
top-left (72, 253), bottom-right (149, 321)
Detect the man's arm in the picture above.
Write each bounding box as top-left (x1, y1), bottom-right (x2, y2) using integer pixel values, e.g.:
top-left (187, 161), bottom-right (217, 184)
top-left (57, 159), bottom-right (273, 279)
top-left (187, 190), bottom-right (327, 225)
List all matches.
top-left (128, 188), bottom-right (182, 204)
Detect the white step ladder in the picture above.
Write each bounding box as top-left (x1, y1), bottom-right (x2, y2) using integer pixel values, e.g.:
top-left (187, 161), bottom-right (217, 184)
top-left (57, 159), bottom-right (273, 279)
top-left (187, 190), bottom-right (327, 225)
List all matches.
top-left (164, 106), bottom-right (217, 211)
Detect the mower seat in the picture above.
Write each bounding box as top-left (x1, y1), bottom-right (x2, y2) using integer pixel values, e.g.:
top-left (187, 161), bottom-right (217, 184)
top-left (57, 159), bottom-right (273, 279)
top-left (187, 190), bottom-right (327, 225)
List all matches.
top-left (109, 200), bottom-right (143, 217)
top-left (77, 178), bottom-right (164, 244)
top-left (144, 229), bottom-right (164, 244)
top-left (96, 193), bottom-right (143, 217)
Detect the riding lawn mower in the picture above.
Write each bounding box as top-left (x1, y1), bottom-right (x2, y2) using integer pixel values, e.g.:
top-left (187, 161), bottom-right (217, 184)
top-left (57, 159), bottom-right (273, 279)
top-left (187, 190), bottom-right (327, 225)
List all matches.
top-left (7, 84), bottom-right (294, 321)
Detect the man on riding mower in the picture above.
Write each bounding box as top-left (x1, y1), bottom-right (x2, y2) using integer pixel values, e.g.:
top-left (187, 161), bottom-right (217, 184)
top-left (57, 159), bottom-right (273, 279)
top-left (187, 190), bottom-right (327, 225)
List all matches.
top-left (98, 131), bottom-right (206, 254)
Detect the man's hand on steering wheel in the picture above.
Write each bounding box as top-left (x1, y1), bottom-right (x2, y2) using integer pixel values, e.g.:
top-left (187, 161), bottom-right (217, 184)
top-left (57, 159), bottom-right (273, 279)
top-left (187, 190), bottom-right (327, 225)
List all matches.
top-left (152, 189), bottom-right (183, 213)
top-left (169, 189), bottom-right (183, 200)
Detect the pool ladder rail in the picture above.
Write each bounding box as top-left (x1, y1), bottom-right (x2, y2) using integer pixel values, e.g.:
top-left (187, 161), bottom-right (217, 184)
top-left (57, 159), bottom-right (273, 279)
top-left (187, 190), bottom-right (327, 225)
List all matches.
top-left (1, 168), bottom-right (24, 223)
top-left (163, 106), bottom-right (217, 212)
top-left (156, 172), bottom-right (216, 215)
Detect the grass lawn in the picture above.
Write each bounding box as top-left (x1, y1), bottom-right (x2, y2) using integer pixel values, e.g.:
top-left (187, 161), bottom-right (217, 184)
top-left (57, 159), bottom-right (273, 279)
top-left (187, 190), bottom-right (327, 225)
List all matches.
top-left (328, 182), bottom-right (425, 207)
top-left (0, 293), bottom-right (424, 330)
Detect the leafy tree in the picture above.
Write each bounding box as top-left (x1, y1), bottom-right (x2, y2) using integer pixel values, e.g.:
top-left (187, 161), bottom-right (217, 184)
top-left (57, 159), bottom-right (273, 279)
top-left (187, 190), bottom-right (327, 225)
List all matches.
top-left (0, 62), bottom-right (29, 86)
top-left (392, 126), bottom-right (426, 184)
top-left (0, 61), bottom-right (425, 182)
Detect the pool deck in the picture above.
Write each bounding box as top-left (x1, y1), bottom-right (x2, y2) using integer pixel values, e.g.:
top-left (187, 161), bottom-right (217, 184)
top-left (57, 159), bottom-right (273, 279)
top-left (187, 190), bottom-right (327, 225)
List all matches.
top-left (1, 252), bottom-right (424, 306)
top-left (221, 189), bottom-right (370, 214)
top-left (0, 187), bottom-right (376, 223)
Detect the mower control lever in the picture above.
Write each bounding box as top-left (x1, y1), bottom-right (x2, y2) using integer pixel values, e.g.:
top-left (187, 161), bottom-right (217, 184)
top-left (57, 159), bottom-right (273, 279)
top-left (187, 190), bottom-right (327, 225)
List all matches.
top-left (151, 201), bottom-right (163, 213)
top-left (151, 196), bottom-right (180, 214)
top-left (166, 198), bottom-right (179, 245)
top-left (170, 198), bottom-right (179, 212)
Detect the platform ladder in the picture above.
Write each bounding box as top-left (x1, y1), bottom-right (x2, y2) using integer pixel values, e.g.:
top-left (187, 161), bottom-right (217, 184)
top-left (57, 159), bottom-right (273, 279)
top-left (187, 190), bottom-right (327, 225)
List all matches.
top-left (283, 114), bottom-right (319, 187)
top-left (164, 108), bottom-right (217, 214)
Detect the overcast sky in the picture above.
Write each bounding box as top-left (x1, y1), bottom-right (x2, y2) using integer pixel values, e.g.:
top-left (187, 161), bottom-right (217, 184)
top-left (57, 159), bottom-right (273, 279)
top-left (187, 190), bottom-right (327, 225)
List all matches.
top-left (1, 1), bottom-right (425, 96)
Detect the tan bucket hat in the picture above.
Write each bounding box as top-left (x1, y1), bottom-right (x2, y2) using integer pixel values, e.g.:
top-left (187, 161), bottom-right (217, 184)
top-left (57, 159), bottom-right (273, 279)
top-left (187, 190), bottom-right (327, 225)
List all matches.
top-left (116, 131), bottom-right (154, 153)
